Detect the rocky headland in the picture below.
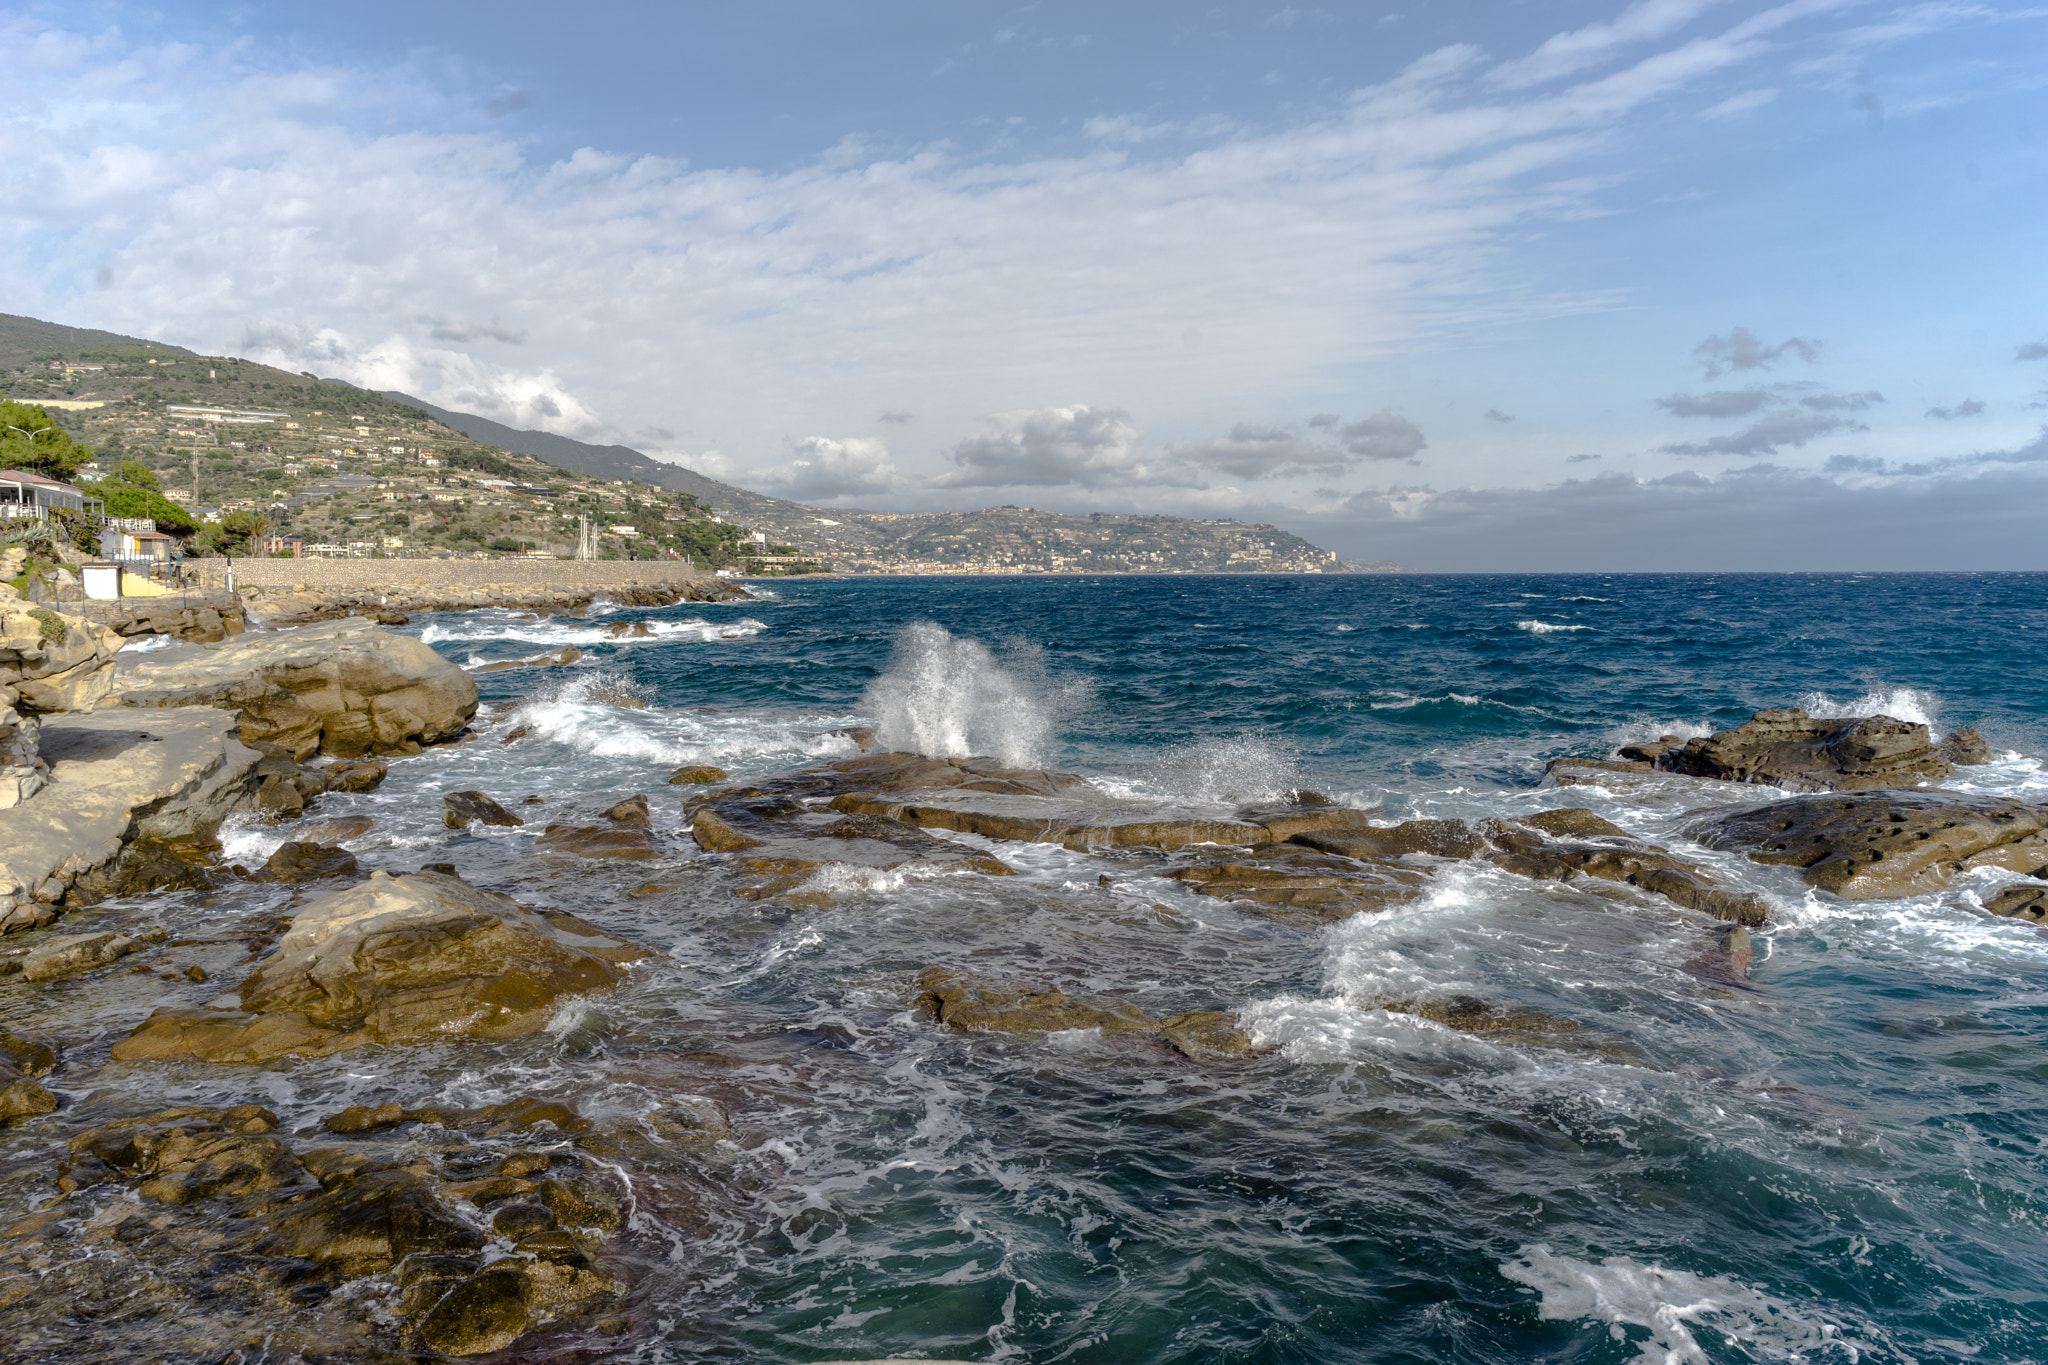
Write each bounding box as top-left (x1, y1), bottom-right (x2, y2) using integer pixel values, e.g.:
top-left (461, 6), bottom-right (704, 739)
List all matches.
top-left (2, 577), bottom-right (2045, 1362)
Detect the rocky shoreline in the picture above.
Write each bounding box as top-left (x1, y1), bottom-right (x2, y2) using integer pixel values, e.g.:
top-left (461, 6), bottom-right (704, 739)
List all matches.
top-left (1, 586), bottom-right (2044, 1356)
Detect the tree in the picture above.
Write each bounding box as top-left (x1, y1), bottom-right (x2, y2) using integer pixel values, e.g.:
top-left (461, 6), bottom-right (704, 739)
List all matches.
top-left (0, 401), bottom-right (91, 481)
top-left (113, 460), bottom-right (160, 492)
top-left (83, 461), bottom-right (197, 535)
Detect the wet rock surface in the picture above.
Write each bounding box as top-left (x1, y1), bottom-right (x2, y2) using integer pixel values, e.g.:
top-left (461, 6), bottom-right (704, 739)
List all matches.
top-left (442, 788), bottom-right (524, 830)
top-left (1984, 883), bottom-right (2048, 921)
top-left (1657, 708), bottom-right (1966, 791)
top-left (4, 1099), bottom-right (633, 1358)
top-left (112, 871), bottom-right (652, 1061)
top-left (916, 968), bottom-right (1256, 1059)
top-left (0, 1032), bottom-right (57, 1125)
top-left (112, 617), bottom-right (479, 759)
top-left (534, 793), bottom-right (661, 860)
top-left (1689, 791), bottom-right (2048, 900)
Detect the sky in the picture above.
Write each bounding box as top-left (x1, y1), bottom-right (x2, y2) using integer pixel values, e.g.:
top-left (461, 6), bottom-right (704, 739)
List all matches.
top-left (2, 0), bottom-right (2045, 569)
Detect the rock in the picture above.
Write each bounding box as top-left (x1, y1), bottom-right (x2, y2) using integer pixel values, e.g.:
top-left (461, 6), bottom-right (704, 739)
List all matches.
top-left (916, 968), bottom-right (1256, 1058)
top-left (1723, 926), bottom-right (1754, 978)
top-left (1661, 708), bottom-right (1953, 791)
top-left (0, 1031), bottom-right (57, 1125)
top-left (413, 1265), bottom-right (529, 1355)
top-left (443, 789), bottom-right (524, 830)
top-left (1941, 727), bottom-right (1993, 766)
top-left (23, 930), bottom-right (137, 980)
top-left (602, 621), bottom-right (652, 639)
top-left (321, 1094), bottom-right (593, 1137)
top-left (474, 646), bottom-right (579, 674)
top-left (584, 683), bottom-right (644, 709)
top-left (0, 602), bottom-right (122, 715)
top-left (1291, 817), bottom-right (1481, 861)
top-left (534, 794), bottom-right (659, 861)
top-left (320, 757), bottom-right (388, 792)
top-left (1983, 884), bottom-right (2048, 922)
top-left (0, 709), bottom-right (264, 925)
top-left (1378, 995), bottom-right (1643, 1060)
top-left (112, 871), bottom-right (651, 1061)
top-left (112, 618), bottom-right (478, 760)
top-left (666, 764), bottom-right (729, 785)
top-left (251, 841), bottom-right (360, 883)
top-left (1476, 811), bottom-right (1771, 925)
top-left (293, 813), bottom-right (375, 845)
top-left (1162, 846), bottom-right (1432, 924)
top-left (1618, 736), bottom-right (1686, 763)
top-left (1689, 791), bottom-right (2048, 900)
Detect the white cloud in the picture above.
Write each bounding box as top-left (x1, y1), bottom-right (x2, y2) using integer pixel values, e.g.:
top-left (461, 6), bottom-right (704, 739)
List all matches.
top-left (1488, 0), bottom-right (1730, 90)
top-left (773, 435), bottom-right (900, 501)
top-left (938, 405), bottom-right (1203, 488)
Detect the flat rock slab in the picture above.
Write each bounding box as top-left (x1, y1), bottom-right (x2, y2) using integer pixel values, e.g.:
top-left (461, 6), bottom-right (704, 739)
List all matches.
top-left (23, 931), bottom-right (137, 981)
top-left (0, 708), bottom-right (261, 925)
top-left (113, 617), bottom-right (478, 760)
top-left (1689, 791), bottom-right (2048, 900)
top-left (1660, 708), bottom-right (1970, 791)
top-left (916, 968), bottom-right (1255, 1059)
top-left (113, 871), bottom-right (652, 1061)
top-left (1163, 847), bottom-right (1433, 924)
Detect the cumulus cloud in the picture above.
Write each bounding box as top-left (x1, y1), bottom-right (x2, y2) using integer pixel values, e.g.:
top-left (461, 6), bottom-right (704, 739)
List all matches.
top-left (774, 435), bottom-right (899, 501)
top-left (938, 406), bottom-right (1202, 488)
top-left (1693, 326), bottom-right (1821, 378)
top-left (1337, 410), bottom-right (1428, 462)
top-left (1483, 408), bottom-right (1515, 422)
top-left (1657, 388), bottom-right (1770, 418)
top-left (1660, 407), bottom-right (1856, 456)
top-left (1925, 399), bottom-right (1984, 420)
top-left (421, 315), bottom-right (527, 345)
top-left (239, 326), bottom-right (606, 436)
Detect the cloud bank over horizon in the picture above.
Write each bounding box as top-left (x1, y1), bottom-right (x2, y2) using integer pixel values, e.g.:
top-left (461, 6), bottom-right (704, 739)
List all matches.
top-left (1, 0), bottom-right (2043, 567)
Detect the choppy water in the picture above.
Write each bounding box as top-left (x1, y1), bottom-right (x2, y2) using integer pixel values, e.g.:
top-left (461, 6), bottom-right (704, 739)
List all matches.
top-left (14, 572), bottom-right (2048, 1364)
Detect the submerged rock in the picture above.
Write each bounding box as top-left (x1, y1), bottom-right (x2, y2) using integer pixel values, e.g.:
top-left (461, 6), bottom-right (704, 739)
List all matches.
top-left (1477, 810), bottom-right (1771, 925)
top-left (38, 1101), bottom-right (628, 1357)
top-left (443, 788), bottom-right (525, 830)
top-left (1689, 791), bottom-right (2048, 900)
top-left (534, 794), bottom-right (659, 860)
top-left (22, 930), bottom-right (137, 981)
top-left (474, 645), bottom-right (580, 673)
top-left (0, 1031), bottom-right (57, 1125)
top-left (916, 968), bottom-right (1256, 1059)
top-left (113, 618), bottom-right (478, 760)
top-left (112, 871), bottom-right (651, 1061)
top-left (1162, 846), bottom-right (1432, 923)
top-left (1378, 995), bottom-right (1645, 1061)
top-left (1659, 708), bottom-right (1960, 791)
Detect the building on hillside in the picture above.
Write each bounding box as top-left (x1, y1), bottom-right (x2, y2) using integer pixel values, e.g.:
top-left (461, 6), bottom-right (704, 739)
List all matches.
top-left (0, 470), bottom-right (95, 521)
top-left (99, 518), bottom-right (179, 567)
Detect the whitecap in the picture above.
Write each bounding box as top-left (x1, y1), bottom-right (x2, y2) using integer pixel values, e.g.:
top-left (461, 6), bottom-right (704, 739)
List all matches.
top-left (1499, 1244), bottom-right (1875, 1364)
top-left (422, 616), bottom-right (766, 649)
top-left (1334, 624), bottom-right (1356, 632)
top-left (1516, 620), bottom-right (1592, 634)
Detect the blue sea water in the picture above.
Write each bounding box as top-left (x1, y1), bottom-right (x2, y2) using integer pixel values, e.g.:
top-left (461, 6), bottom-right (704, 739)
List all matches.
top-left (24, 572), bottom-right (2048, 1364)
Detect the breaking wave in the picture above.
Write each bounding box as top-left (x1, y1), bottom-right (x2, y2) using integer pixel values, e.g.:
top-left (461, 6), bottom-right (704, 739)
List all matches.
top-left (420, 616), bottom-right (766, 648)
top-left (1516, 620), bottom-right (1593, 634)
top-left (861, 621), bottom-right (1080, 768)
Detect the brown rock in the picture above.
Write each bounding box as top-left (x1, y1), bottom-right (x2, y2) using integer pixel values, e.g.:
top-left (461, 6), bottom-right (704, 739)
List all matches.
top-left (1941, 727), bottom-right (1993, 766)
top-left (1981, 883), bottom-right (2048, 922)
top-left (413, 1265), bottom-right (529, 1356)
top-left (1662, 708), bottom-right (1953, 791)
top-left (23, 930), bottom-right (137, 981)
top-left (1478, 812), bottom-right (1771, 925)
top-left (443, 789), bottom-right (524, 830)
top-left (666, 764), bottom-right (729, 785)
top-left (251, 840), bottom-right (360, 883)
top-left (321, 757), bottom-right (388, 792)
top-left (293, 813), bottom-right (375, 845)
top-left (1689, 791), bottom-right (2048, 901)
top-left (1163, 846), bottom-right (1430, 924)
top-left (916, 968), bottom-right (1255, 1055)
top-left (534, 794), bottom-right (658, 860)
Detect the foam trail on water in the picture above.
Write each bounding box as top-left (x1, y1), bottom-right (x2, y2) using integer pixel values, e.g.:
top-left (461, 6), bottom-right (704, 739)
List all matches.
top-left (1498, 1245), bottom-right (1876, 1364)
top-left (861, 622), bottom-right (1059, 767)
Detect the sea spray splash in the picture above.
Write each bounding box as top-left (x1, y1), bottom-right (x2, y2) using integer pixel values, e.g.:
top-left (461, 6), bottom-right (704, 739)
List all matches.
top-left (861, 622), bottom-right (1066, 767)
top-left (1143, 735), bottom-right (1305, 804)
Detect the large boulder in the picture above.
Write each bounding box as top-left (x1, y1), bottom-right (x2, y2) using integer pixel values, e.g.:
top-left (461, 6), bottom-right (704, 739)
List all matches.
top-left (112, 871), bottom-right (651, 1062)
top-left (1659, 708), bottom-right (1965, 791)
top-left (1689, 791), bottom-right (2048, 900)
top-left (0, 602), bottom-right (123, 808)
top-left (112, 618), bottom-right (478, 760)
top-left (0, 709), bottom-right (262, 928)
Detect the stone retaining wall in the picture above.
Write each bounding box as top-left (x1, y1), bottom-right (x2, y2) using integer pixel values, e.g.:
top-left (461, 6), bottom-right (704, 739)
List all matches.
top-left (183, 559), bottom-right (711, 592)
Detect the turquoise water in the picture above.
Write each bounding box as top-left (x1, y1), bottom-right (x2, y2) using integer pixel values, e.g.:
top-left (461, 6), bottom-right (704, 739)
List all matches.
top-left (41, 573), bottom-right (2048, 1362)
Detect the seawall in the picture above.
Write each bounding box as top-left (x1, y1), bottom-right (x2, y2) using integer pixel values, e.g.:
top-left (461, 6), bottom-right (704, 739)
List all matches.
top-left (177, 558), bottom-right (749, 621)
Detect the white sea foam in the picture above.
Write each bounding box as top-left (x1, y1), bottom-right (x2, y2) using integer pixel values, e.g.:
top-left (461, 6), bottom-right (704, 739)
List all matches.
top-left (862, 622), bottom-right (1079, 768)
top-left (1795, 686), bottom-right (1938, 730)
top-left (507, 672), bottom-right (864, 770)
top-left (1517, 620), bottom-right (1592, 634)
top-left (1563, 595), bottom-right (1612, 602)
top-left (118, 633), bottom-right (177, 653)
top-left (1334, 623), bottom-right (1356, 632)
top-left (1499, 1245), bottom-right (1872, 1364)
top-left (422, 616), bottom-right (766, 648)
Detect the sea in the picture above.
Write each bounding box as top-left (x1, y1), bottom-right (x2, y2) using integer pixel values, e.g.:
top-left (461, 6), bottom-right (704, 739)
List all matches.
top-left (19, 572), bottom-right (2048, 1363)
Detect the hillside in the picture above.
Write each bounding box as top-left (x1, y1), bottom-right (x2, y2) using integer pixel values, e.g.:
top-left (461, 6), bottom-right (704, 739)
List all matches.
top-left (2, 311), bottom-right (1400, 574)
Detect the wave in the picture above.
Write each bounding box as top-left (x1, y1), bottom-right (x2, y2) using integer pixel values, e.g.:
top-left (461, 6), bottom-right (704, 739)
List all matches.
top-left (861, 621), bottom-right (1085, 768)
top-left (118, 633), bottom-right (177, 653)
top-left (421, 616), bottom-right (766, 648)
top-left (1562, 595), bottom-right (1612, 602)
top-left (1516, 620), bottom-right (1592, 634)
top-left (1499, 1244), bottom-right (1883, 1365)
top-left (1794, 686), bottom-right (1938, 730)
top-left (506, 672), bottom-right (865, 769)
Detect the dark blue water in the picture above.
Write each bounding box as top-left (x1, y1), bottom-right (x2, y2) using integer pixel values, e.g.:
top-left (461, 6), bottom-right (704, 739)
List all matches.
top-left (40, 573), bottom-right (2048, 1364)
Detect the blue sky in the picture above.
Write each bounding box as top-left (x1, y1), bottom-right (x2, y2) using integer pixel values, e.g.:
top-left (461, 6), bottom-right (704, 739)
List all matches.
top-left (3, 0), bottom-right (2045, 567)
